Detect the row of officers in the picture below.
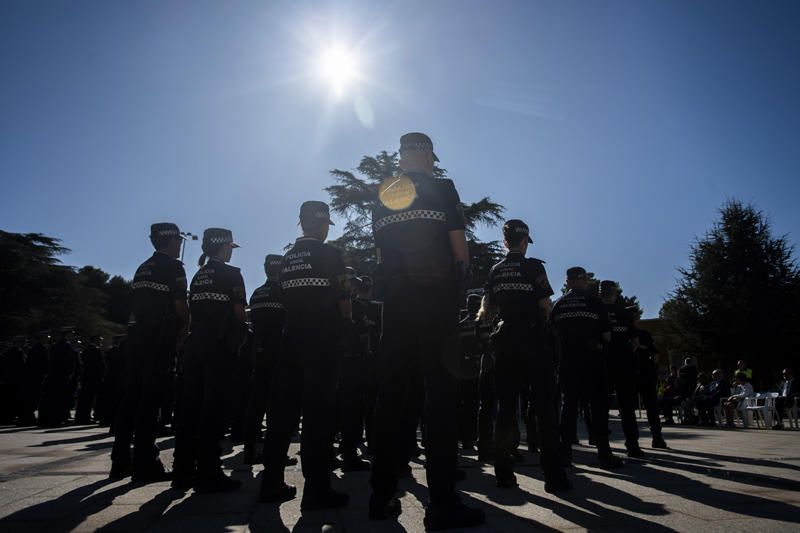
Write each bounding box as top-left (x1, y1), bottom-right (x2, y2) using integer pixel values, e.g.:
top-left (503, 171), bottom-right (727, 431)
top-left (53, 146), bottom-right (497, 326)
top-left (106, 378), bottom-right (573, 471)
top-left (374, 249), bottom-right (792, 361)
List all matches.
top-left (106, 132), bottom-right (667, 531)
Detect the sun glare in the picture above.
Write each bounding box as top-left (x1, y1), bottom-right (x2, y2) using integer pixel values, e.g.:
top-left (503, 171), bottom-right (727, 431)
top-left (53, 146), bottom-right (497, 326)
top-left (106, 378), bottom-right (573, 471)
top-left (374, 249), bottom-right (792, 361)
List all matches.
top-left (318, 46), bottom-right (359, 97)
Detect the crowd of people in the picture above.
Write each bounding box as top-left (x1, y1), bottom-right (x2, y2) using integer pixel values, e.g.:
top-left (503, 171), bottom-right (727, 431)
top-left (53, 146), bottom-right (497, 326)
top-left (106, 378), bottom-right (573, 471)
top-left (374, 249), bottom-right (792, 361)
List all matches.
top-left (1, 132), bottom-right (798, 530)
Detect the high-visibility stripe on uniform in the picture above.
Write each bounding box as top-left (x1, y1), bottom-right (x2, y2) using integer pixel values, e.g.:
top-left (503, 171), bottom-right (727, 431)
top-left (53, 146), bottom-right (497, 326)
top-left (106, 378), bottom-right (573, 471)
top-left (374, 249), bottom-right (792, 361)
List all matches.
top-left (191, 292), bottom-right (230, 302)
top-left (250, 302), bottom-right (284, 310)
top-left (612, 326), bottom-right (628, 332)
top-left (132, 280), bottom-right (170, 292)
top-left (373, 209), bottom-right (446, 231)
top-left (492, 282), bottom-right (535, 293)
top-left (281, 278), bottom-right (331, 290)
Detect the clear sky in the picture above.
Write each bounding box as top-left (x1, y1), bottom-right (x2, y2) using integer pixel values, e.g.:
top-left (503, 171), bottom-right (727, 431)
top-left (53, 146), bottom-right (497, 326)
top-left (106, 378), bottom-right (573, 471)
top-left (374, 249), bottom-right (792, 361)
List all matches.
top-left (1, 1), bottom-right (798, 317)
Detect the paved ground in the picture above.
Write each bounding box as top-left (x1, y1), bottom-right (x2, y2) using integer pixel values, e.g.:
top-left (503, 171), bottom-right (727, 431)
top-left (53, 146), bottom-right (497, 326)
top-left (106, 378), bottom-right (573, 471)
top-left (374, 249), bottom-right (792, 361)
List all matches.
top-left (0, 417), bottom-right (798, 532)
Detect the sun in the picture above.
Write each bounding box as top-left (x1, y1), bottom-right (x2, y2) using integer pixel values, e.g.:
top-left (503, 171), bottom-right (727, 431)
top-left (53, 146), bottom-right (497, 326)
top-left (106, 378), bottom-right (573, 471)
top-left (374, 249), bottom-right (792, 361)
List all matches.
top-left (318, 46), bottom-right (359, 98)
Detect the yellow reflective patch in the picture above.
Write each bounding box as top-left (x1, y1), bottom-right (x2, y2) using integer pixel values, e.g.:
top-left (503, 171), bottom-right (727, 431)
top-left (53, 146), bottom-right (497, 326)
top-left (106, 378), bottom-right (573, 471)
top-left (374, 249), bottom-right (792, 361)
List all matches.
top-left (378, 175), bottom-right (417, 211)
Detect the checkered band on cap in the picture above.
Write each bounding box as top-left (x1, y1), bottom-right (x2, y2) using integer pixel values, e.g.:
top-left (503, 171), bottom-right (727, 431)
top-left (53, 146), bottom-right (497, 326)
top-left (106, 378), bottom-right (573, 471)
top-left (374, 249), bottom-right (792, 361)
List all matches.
top-left (373, 209), bottom-right (446, 231)
top-left (554, 311), bottom-right (599, 321)
top-left (492, 283), bottom-right (535, 293)
top-left (157, 229), bottom-right (179, 237)
top-left (613, 326), bottom-right (628, 332)
top-left (191, 292), bottom-right (230, 302)
top-left (208, 235), bottom-right (232, 244)
top-left (281, 278), bottom-right (331, 290)
top-left (401, 141), bottom-right (433, 151)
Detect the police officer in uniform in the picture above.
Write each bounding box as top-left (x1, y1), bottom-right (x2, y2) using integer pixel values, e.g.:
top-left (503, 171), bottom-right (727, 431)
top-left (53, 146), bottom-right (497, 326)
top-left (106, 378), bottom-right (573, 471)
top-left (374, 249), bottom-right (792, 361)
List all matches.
top-left (172, 228), bottom-right (246, 492)
top-left (457, 294), bottom-right (483, 451)
top-left (369, 133), bottom-right (484, 529)
top-left (551, 267), bottom-right (623, 468)
top-left (483, 219), bottom-right (571, 491)
top-left (242, 254), bottom-right (286, 465)
top-left (338, 268), bottom-right (372, 471)
top-left (75, 336), bottom-right (105, 425)
top-left (600, 280), bottom-right (645, 458)
top-left (110, 223), bottom-right (188, 481)
top-left (633, 327), bottom-right (668, 448)
top-left (260, 201), bottom-right (352, 510)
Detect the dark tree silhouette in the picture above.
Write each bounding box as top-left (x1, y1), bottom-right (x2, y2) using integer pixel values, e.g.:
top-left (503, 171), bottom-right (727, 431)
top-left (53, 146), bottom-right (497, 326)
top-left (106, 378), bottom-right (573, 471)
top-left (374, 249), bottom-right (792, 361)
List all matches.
top-left (660, 200), bottom-right (800, 386)
top-left (325, 151), bottom-right (505, 289)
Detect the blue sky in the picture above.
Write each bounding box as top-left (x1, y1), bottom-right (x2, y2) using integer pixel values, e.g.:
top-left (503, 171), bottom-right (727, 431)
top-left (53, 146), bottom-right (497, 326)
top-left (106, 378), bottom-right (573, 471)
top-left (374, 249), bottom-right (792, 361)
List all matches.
top-left (1, 1), bottom-right (798, 317)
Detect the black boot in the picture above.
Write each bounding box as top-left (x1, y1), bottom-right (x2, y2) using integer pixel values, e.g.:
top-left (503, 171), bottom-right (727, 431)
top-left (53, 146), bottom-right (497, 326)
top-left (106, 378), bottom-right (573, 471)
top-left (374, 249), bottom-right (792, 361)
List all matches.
top-left (423, 500), bottom-right (485, 531)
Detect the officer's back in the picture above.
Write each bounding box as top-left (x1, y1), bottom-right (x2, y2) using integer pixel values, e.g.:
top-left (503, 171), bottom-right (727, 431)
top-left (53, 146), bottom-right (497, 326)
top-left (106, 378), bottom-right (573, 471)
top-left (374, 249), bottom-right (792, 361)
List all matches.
top-left (250, 255), bottom-right (285, 341)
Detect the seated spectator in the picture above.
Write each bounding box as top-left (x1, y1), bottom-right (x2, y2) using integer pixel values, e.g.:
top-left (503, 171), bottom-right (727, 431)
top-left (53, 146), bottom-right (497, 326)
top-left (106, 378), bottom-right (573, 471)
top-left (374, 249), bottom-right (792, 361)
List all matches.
top-left (681, 373), bottom-right (711, 424)
top-left (773, 368), bottom-right (798, 430)
top-left (696, 369), bottom-right (731, 426)
top-left (736, 360), bottom-right (753, 382)
top-left (723, 372), bottom-right (754, 428)
top-left (659, 366), bottom-right (680, 424)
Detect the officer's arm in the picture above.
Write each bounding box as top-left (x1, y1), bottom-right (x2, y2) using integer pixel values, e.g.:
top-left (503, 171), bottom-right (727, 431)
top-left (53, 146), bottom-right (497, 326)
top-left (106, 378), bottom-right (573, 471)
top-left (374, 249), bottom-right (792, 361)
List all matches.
top-left (233, 304), bottom-right (247, 324)
top-left (449, 230), bottom-right (470, 267)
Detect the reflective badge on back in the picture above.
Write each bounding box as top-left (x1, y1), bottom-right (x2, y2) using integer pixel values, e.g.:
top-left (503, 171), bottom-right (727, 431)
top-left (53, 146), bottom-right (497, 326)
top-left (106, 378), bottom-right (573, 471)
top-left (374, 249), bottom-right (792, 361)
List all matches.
top-left (378, 175), bottom-right (417, 211)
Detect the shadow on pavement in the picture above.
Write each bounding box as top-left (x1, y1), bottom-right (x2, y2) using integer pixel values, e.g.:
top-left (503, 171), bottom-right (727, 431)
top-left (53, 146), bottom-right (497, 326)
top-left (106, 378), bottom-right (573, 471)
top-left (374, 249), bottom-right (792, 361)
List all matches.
top-left (0, 477), bottom-right (136, 531)
top-left (32, 432), bottom-right (112, 447)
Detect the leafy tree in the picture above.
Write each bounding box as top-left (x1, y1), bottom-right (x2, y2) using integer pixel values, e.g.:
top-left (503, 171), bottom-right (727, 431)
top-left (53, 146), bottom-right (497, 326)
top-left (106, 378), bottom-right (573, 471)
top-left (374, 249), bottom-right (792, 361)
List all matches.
top-left (559, 271), bottom-right (644, 319)
top-left (0, 231), bottom-right (129, 339)
top-left (660, 200), bottom-right (800, 386)
top-left (325, 151), bottom-right (505, 288)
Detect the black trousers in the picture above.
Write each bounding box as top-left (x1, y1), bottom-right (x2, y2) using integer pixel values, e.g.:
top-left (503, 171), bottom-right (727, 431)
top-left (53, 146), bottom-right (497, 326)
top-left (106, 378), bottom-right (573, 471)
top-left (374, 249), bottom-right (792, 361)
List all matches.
top-left (477, 351), bottom-right (496, 455)
top-left (370, 283), bottom-right (460, 505)
top-left (244, 338), bottom-right (279, 444)
top-left (75, 378), bottom-right (101, 423)
top-left (608, 353), bottom-right (639, 449)
top-left (111, 333), bottom-right (172, 470)
top-left (262, 335), bottom-right (339, 493)
top-left (173, 333), bottom-right (236, 478)
top-left (636, 374), bottom-right (663, 440)
top-left (339, 354), bottom-right (367, 456)
top-left (559, 347), bottom-right (612, 458)
top-left (493, 325), bottom-right (563, 482)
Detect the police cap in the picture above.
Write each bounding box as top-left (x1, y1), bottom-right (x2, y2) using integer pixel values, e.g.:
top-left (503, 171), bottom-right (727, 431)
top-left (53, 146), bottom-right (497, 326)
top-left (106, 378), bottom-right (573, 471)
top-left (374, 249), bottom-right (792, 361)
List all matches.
top-left (400, 132), bottom-right (439, 162)
top-left (502, 219), bottom-right (533, 244)
top-left (599, 280), bottom-right (618, 296)
top-left (203, 228), bottom-right (239, 248)
top-left (299, 201), bottom-right (334, 225)
top-left (150, 222), bottom-right (183, 240)
top-left (264, 254), bottom-right (283, 267)
top-left (566, 266), bottom-right (588, 280)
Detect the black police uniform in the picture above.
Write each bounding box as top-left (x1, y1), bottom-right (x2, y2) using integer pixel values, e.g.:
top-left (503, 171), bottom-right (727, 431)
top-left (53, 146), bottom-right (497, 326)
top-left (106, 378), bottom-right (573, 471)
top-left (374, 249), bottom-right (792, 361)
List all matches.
top-left (360, 295), bottom-right (382, 452)
top-left (457, 309), bottom-right (483, 449)
top-left (111, 244), bottom-right (186, 476)
top-left (261, 235), bottom-right (349, 501)
top-left (477, 318), bottom-right (498, 461)
top-left (173, 236), bottom-right (247, 487)
top-left (551, 286), bottom-right (616, 463)
top-left (38, 334), bottom-right (77, 427)
top-left (338, 291), bottom-right (370, 466)
top-left (20, 338), bottom-right (48, 426)
top-left (604, 297), bottom-right (642, 455)
top-left (370, 169), bottom-right (465, 507)
top-left (75, 341), bottom-right (105, 424)
top-left (634, 329), bottom-right (666, 446)
top-left (485, 251), bottom-right (566, 486)
top-left (243, 260), bottom-right (285, 451)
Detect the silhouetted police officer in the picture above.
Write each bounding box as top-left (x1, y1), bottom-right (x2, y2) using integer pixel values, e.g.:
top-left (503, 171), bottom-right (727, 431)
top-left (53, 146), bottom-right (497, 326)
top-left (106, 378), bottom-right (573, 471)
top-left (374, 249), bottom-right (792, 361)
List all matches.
top-left (369, 133), bottom-right (484, 529)
top-left (20, 333), bottom-right (49, 426)
top-left (39, 328), bottom-right (78, 427)
top-left (633, 327), bottom-right (668, 448)
top-left (457, 294), bottom-right (483, 451)
top-left (338, 268), bottom-right (372, 471)
top-left (172, 228), bottom-right (246, 492)
top-left (551, 267), bottom-right (623, 468)
top-left (110, 223), bottom-right (188, 481)
top-left (75, 336), bottom-right (105, 425)
top-left (242, 254), bottom-right (286, 465)
top-left (356, 276), bottom-right (382, 453)
top-left (260, 201), bottom-right (352, 511)
top-left (96, 334), bottom-right (127, 428)
top-left (600, 280), bottom-right (645, 458)
top-left (484, 219), bottom-right (571, 492)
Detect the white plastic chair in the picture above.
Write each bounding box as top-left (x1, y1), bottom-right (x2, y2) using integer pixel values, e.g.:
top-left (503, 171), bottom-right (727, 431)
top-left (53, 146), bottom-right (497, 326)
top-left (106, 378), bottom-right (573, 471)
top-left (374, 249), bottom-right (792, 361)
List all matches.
top-left (745, 393), bottom-right (778, 428)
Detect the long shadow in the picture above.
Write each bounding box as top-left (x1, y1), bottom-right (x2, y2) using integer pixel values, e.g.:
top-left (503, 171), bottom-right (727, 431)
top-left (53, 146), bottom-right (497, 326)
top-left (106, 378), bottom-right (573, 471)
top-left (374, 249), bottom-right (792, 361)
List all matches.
top-left (32, 432), bottom-right (112, 447)
top-left (0, 477), bottom-right (138, 532)
top-left (591, 462), bottom-right (800, 523)
top-left (0, 425), bottom-right (38, 434)
top-left (97, 487), bottom-right (186, 532)
top-left (659, 447), bottom-right (800, 473)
